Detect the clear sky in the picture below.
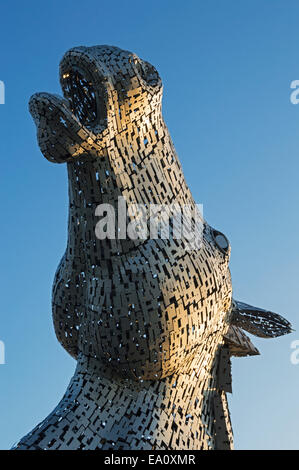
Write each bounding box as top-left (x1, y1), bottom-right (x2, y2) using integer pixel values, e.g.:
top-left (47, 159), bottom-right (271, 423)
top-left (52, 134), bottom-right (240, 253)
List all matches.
top-left (0, 0), bottom-right (298, 450)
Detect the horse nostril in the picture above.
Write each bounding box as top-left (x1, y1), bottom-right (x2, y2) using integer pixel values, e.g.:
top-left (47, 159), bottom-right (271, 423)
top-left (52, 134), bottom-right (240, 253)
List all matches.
top-left (212, 230), bottom-right (230, 254)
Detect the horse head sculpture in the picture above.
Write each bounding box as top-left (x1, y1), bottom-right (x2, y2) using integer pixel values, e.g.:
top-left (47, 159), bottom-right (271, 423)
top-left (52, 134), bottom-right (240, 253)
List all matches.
top-left (15, 45), bottom-right (292, 450)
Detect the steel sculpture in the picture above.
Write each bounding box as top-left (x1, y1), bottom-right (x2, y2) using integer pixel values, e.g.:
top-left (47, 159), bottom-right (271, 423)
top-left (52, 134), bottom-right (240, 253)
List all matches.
top-left (14, 45), bottom-right (292, 450)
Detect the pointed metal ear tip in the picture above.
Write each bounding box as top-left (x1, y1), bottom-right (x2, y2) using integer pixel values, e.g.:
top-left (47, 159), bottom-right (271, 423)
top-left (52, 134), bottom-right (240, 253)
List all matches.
top-left (230, 299), bottom-right (293, 339)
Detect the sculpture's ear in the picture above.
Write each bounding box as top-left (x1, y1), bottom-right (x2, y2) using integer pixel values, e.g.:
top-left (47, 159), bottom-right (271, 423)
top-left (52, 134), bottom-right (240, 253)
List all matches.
top-left (231, 300), bottom-right (293, 338)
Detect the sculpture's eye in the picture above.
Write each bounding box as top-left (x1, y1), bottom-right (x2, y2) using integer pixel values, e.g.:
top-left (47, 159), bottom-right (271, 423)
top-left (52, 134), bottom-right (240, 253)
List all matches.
top-left (212, 230), bottom-right (230, 254)
top-left (62, 70), bottom-right (98, 126)
top-left (131, 57), bottom-right (160, 87)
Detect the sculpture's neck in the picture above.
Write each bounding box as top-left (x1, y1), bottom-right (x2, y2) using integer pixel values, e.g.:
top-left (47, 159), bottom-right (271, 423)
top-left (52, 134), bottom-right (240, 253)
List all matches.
top-left (65, 121), bottom-right (197, 260)
top-left (67, 120), bottom-right (194, 209)
top-left (16, 343), bottom-right (233, 450)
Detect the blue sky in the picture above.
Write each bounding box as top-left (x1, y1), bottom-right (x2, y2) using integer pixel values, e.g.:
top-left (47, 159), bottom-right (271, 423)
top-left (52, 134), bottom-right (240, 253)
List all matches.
top-left (0, 0), bottom-right (299, 450)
